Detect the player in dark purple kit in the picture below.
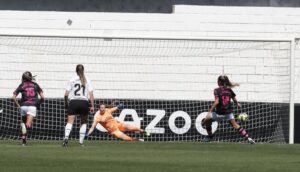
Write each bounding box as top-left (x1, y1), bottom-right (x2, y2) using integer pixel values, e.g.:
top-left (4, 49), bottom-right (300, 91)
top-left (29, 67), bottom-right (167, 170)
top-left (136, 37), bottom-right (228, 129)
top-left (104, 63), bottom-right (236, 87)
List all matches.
top-left (201, 75), bottom-right (255, 144)
top-left (12, 71), bottom-right (45, 146)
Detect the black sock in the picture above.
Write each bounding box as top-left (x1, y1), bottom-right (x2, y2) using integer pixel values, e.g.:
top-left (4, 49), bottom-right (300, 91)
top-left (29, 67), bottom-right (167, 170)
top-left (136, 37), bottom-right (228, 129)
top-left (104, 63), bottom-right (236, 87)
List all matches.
top-left (206, 125), bottom-right (213, 138)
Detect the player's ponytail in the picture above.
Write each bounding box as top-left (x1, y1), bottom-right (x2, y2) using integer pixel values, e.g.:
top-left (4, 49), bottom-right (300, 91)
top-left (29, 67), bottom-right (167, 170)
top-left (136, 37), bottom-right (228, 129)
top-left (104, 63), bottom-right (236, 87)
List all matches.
top-left (22, 71), bottom-right (33, 82)
top-left (76, 64), bottom-right (87, 86)
top-left (218, 75), bottom-right (239, 88)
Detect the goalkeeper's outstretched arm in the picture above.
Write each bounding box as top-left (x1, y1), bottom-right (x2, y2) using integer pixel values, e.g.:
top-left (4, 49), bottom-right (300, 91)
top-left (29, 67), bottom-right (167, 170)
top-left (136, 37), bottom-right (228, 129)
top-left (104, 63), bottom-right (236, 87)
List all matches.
top-left (87, 120), bottom-right (98, 136)
top-left (109, 103), bottom-right (124, 113)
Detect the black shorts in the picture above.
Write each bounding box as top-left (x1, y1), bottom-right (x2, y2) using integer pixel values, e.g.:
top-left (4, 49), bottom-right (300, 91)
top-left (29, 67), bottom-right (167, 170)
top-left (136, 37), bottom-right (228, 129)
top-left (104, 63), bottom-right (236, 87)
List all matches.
top-left (68, 100), bottom-right (89, 116)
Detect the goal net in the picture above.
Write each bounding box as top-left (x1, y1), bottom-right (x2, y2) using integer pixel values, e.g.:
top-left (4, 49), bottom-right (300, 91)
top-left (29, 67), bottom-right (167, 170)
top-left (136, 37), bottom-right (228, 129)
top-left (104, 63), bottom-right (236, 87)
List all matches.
top-left (0, 35), bottom-right (291, 143)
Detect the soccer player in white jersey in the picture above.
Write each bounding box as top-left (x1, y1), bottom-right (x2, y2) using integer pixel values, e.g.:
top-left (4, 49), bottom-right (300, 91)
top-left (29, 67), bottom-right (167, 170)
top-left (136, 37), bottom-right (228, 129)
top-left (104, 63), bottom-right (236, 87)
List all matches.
top-left (63, 64), bottom-right (95, 147)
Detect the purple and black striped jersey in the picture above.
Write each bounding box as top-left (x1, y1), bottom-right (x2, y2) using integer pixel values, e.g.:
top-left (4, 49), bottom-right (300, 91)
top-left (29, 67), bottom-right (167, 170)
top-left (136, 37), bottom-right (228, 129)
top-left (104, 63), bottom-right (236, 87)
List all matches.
top-left (13, 81), bottom-right (43, 106)
top-left (213, 86), bottom-right (236, 115)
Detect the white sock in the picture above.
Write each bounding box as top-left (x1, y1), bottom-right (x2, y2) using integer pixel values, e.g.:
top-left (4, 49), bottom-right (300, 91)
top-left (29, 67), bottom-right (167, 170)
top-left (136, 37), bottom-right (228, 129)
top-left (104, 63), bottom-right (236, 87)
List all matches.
top-left (79, 124), bottom-right (87, 144)
top-left (64, 123), bottom-right (73, 139)
top-left (21, 123), bottom-right (27, 135)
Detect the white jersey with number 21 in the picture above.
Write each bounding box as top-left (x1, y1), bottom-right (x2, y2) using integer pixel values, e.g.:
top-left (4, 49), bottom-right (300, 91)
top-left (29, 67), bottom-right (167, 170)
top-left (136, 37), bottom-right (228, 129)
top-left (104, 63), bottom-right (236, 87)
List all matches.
top-left (66, 75), bottom-right (93, 101)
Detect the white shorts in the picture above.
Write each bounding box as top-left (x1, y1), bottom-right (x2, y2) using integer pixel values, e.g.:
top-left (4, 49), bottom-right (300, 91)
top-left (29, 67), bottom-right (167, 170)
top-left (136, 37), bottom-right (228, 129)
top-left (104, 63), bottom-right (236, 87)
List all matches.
top-left (212, 112), bottom-right (234, 122)
top-left (20, 106), bottom-right (37, 117)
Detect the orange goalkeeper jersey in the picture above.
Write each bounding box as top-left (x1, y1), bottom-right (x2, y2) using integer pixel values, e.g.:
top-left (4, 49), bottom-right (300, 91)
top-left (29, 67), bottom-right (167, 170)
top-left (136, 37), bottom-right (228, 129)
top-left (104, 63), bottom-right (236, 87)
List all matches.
top-left (95, 107), bottom-right (117, 124)
top-left (94, 107), bottom-right (125, 133)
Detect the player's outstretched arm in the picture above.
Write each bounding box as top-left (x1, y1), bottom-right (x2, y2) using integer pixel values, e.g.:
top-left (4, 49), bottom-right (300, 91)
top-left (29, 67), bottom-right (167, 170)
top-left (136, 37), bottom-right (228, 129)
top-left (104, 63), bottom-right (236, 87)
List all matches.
top-left (110, 103), bottom-right (124, 113)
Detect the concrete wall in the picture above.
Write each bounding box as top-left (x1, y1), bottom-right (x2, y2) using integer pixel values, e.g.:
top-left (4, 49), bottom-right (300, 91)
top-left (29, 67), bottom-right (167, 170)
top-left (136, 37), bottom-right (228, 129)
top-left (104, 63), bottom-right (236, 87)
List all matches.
top-left (1, 5), bottom-right (300, 39)
top-left (0, 5), bottom-right (299, 103)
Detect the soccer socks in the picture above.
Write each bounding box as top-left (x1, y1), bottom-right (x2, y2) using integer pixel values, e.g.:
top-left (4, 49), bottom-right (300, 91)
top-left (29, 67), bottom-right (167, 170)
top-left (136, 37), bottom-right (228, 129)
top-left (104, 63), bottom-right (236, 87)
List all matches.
top-left (21, 123), bottom-right (27, 144)
top-left (238, 127), bottom-right (249, 138)
top-left (79, 124), bottom-right (87, 144)
top-left (206, 125), bottom-right (213, 138)
top-left (21, 123), bottom-right (27, 135)
top-left (64, 123), bottom-right (73, 140)
top-left (238, 127), bottom-right (254, 143)
top-left (25, 123), bottom-right (32, 129)
top-left (64, 123), bottom-right (87, 145)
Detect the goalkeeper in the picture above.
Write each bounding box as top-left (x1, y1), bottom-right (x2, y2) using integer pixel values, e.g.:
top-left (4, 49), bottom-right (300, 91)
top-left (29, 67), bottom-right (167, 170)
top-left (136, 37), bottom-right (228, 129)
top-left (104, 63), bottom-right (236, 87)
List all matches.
top-left (87, 103), bottom-right (149, 141)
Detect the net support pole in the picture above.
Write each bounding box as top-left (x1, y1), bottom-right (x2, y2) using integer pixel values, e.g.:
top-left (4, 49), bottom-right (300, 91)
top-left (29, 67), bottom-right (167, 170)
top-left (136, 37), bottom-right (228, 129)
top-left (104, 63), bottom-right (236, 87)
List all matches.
top-left (289, 38), bottom-right (296, 144)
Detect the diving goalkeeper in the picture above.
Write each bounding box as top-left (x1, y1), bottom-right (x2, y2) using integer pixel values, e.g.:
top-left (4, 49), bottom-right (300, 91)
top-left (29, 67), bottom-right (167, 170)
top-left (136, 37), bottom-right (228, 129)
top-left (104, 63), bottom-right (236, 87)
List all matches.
top-left (86, 103), bottom-right (149, 141)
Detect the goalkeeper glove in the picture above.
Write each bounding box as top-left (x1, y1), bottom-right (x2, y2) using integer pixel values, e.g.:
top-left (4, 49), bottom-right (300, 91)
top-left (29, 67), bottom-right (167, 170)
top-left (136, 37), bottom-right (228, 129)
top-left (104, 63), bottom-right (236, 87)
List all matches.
top-left (117, 103), bottom-right (124, 110)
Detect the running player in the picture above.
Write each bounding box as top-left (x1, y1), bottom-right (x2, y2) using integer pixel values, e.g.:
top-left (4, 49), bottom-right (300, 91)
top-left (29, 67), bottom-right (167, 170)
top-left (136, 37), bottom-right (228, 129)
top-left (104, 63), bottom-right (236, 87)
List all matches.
top-left (63, 64), bottom-right (95, 147)
top-left (12, 71), bottom-right (44, 146)
top-left (86, 103), bottom-right (149, 141)
top-left (201, 75), bottom-right (255, 144)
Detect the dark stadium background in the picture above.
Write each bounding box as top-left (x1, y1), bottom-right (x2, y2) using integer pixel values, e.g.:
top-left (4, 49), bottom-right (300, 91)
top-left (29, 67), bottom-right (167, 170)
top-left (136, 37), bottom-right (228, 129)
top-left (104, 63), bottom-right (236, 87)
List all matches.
top-left (0, 0), bottom-right (299, 12)
top-left (295, 104), bottom-right (300, 143)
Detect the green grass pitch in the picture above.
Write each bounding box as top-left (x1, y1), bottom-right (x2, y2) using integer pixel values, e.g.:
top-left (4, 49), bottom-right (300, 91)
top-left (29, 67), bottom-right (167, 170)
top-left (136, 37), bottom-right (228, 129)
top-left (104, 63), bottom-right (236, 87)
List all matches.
top-left (0, 140), bottom-right (300, 172)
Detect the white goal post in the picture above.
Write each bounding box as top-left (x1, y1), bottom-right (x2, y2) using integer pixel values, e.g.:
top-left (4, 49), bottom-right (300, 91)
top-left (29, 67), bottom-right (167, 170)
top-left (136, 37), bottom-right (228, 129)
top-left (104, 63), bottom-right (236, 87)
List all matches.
top-left (0, 32), bottom-right (296, 144)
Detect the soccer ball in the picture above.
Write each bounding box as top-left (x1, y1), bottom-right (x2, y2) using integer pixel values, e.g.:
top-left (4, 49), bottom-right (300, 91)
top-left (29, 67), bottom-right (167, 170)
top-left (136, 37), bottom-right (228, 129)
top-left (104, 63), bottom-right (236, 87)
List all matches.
top-left (237, 113), bottom-right (248, 122)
